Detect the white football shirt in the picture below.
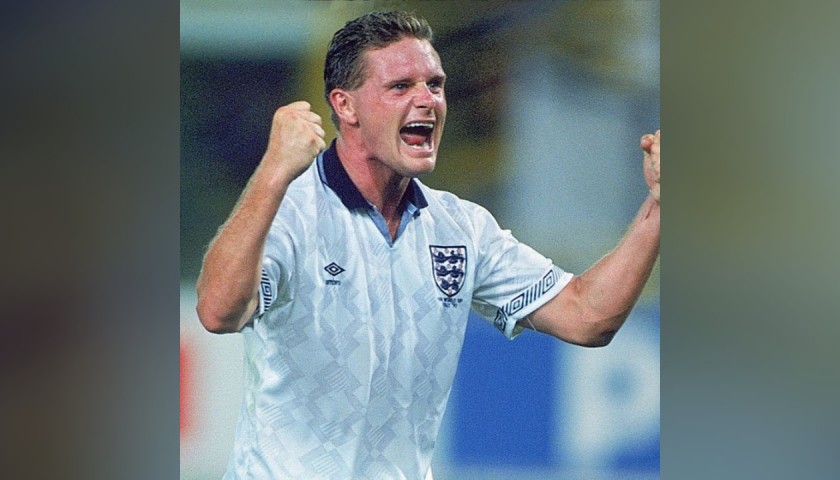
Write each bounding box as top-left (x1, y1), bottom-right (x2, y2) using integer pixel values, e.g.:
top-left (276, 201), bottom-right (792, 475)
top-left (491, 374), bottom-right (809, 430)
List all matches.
top-left (223, 142), bottom-right (572, 479)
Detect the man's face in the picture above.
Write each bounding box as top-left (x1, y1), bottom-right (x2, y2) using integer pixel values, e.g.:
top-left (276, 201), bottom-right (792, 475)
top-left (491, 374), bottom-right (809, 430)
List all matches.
top-left (348, 37), bottom-right (447, 178)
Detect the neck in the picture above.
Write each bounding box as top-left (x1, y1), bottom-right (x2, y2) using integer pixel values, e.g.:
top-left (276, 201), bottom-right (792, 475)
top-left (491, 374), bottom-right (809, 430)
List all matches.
top-left (335, 135), bottom-right (410, 223)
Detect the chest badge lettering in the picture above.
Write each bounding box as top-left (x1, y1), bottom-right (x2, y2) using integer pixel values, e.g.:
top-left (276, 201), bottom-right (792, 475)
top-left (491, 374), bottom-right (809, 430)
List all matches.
top-left (429, 245), bottom-right (467, 297)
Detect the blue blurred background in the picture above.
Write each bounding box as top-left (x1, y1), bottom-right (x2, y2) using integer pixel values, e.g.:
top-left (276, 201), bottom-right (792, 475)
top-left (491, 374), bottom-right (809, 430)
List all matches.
top-left (180, 1), bottom-right (659, 478)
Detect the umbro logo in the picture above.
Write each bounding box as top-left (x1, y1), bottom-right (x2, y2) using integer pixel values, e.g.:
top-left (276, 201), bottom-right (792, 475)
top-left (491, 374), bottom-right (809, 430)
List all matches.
top-left (324, 262), bottom-right (345, 285)
top-left (324, 262), bottom-right (345, 276)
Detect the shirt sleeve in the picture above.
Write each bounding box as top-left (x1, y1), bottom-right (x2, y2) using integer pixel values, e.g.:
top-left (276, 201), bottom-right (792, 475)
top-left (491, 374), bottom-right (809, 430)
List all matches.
top-left (469, 205), bottom-right (573, 339)
top-left (255, 217), bottom-right (296, 320)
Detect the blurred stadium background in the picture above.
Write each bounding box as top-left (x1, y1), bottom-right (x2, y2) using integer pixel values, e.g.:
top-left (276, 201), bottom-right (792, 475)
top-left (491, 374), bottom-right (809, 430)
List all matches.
top-left (180, 1), bottom-right (659, 478)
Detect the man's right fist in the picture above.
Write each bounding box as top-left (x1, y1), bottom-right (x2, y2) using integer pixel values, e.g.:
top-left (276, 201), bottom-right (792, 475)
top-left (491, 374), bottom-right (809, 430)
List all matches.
top-left (263, 101), bottom-right (326, 183)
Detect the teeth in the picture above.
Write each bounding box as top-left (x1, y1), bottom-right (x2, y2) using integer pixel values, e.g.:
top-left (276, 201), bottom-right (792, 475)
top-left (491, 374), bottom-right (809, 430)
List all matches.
top-left (405, 122), bottom-right (434, 129)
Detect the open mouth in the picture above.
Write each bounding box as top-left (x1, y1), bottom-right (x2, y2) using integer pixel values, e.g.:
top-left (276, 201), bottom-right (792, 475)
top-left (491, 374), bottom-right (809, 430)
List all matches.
top-left (399, 121), bottom-right (435, 149)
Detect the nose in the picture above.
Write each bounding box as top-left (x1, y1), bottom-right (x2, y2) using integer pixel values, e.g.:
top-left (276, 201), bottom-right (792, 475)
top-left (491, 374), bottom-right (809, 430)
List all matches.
top-left (412, 83), bottom-right (437, 109)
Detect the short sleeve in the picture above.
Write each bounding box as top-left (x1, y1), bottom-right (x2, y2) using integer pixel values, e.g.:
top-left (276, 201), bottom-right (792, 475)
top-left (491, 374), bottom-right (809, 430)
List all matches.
top-left (257, 266), bottom-right (274, 316)
top-left (469, 206), bottom-right (573, 339)
top-left (255, 219), bottom-right (296, 319)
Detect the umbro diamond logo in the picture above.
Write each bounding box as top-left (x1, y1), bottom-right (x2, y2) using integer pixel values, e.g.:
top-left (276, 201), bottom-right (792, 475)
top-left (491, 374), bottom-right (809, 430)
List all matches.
top-left (324, 262), bottom-right (346, 277)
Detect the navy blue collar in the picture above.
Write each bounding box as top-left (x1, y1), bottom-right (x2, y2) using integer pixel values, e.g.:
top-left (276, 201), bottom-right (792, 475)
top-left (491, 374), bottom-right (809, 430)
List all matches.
top-left (321, 140), bottom-right (429, 212)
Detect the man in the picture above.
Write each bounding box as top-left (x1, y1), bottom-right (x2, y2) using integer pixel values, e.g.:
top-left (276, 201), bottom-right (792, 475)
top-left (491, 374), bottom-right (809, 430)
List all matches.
top-left (196, 10), bottom-right (660, 480)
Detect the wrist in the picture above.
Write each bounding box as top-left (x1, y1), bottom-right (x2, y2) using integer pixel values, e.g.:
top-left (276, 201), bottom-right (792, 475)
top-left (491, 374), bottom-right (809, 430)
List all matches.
top-left (642, 193), bottom-right (660, 222)
top-left (248, 161), bottom-right (294, 202)
top-left (261, 147), bottom-right (317, 188)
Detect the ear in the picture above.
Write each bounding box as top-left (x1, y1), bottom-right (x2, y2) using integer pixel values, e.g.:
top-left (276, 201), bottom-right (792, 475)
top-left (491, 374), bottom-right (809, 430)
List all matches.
top-left (329, 89), bottom-right (358, 127)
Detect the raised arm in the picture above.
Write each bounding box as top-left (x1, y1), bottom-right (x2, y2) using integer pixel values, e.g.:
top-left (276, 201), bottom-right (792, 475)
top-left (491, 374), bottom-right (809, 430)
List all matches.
top-left (196, 101), bottom-right (326, 333)
top-left (528, 130), bottom-right (660, 347)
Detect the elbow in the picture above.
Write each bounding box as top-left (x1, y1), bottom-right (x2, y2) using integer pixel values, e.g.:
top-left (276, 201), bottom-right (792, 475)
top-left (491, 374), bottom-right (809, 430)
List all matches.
top-left (533, 277), bottom-right (628, 348)
top-left (543, 319), bottom-right (617, 347)
top-left (582, 309), bottom-right (631, 347)
top-left (195, 295), bottom-right (246, 334)
top-left (565, 311), bottom-right (627, 348)
top-left (578, 327), bottom-right (618, 348)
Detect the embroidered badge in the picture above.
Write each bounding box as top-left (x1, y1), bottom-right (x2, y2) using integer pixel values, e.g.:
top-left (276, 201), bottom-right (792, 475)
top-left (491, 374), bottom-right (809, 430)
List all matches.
top-left (429, 245), bottom-right (467, 297)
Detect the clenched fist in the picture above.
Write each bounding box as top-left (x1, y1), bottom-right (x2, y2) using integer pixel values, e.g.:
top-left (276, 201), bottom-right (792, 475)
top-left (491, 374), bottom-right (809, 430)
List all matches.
top-left (262, 101), bottom-right (327, 184)
top-left (641, 129), bottom-right (660, 203)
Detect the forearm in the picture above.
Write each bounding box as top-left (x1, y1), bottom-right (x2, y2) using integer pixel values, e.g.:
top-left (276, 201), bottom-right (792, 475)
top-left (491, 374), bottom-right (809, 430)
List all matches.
top-left (196, 102), bottom-right (325, 333)
top-left (531, 194), bottom-right (659, 346)
top-left (195, 166), bottom-right (292, 333)
top-left (532, 130), bottom-right (660, 346)
top-left (578, 194), bottom-right (660, 328)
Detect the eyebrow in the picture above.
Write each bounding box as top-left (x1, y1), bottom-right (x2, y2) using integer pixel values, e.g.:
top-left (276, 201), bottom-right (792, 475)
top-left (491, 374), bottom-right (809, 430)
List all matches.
top-left (386, 74), bottom-right (447, 86)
